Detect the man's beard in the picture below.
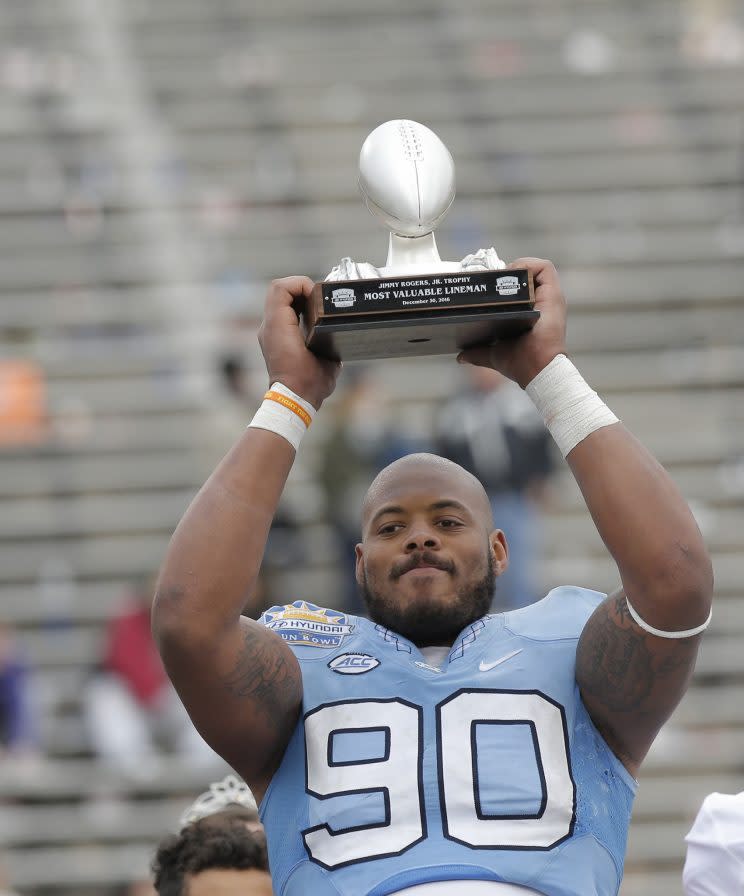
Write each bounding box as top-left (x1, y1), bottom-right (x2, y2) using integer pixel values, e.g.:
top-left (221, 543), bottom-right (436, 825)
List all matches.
top-left (358, 553), bottom-right (496, 647)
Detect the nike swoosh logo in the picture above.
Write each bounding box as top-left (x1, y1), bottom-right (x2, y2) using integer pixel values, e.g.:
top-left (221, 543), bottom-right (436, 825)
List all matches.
top-left (479, 649), bottom-right (523, 672)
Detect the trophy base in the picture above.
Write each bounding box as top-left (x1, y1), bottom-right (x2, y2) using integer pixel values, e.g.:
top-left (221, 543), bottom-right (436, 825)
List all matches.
top-left (306, 307), bottom-right (540, 362)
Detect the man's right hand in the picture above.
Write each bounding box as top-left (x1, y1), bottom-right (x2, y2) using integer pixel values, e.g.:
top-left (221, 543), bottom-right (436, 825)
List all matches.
top-left (257, 277), bottom-right (342, 410)
top-left (457, 258), bottom-right (567, 390)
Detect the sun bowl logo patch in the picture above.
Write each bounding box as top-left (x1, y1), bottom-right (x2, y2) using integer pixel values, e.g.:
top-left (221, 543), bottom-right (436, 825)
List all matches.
top-left (260, 601), bottom-right (354, 649)
top-left (329, 287), bottom-right (356, 309)
top-left (328, 653), bottom-right (380, 675)
top-left (495, 275), bottom-right (520, 296)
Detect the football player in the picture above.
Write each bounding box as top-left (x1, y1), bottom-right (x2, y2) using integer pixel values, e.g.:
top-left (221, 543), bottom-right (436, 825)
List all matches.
top-left (153, 258), bottom-right (712, 895)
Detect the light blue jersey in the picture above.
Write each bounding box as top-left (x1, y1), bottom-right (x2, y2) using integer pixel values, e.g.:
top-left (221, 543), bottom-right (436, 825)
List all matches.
top-left (258, 587), bottom-right (636, 896)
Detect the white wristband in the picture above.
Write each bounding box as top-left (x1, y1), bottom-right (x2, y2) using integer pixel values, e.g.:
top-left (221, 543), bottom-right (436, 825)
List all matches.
top-left (625, 596), bottom-right (712, 639)
top-left (247, 382), bottom-right (315, 451)
top-left (525, 354), bottom-right (619, 457)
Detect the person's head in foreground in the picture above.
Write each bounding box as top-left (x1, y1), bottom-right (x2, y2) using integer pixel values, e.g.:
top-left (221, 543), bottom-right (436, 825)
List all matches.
top-left (179, 775), bottom-right (263, 836)
top-left (152, 817), bottom-right (272, 896)
top-left (356, 453), bottom-right (508, 646)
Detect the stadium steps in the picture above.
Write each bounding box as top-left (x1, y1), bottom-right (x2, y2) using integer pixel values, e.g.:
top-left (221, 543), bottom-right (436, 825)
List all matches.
top-left (0, 185), bottom-right (735, 247)
top-left (0, 221), bottom-right (740, 281)
top-left (12, 304), bottom-right (744, 361)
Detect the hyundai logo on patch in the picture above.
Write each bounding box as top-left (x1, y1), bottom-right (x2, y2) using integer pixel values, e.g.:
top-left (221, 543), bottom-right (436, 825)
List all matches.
top-left (328, 653), bottom-right (380, 675)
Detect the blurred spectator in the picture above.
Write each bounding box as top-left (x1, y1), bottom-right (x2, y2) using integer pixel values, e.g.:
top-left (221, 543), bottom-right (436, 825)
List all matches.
top-left (681, 0), bottom-right (743, 64)
top-left (0, 623), bottom-right (39, 758)
top-left (214, 351), bottom-right (252, 436)
top-left (219, 354), bottom-right (249, 401)
top-left (683, 790), bottom-right (744, 894)
top-left (317, 368), bottom-right (419, 613)
top-left (433, 366), bottom-right (556, 611)
top-left (0, 859), bottom-right (21, 896)
top-left (83, 577), bottom-right (219, 775)
top-left (152, 817), bottom-right (271, 896)
top-left (0, 359), bottom-right (48, 445)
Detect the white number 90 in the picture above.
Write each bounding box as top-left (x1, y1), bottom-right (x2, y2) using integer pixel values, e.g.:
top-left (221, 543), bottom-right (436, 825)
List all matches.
top-left (302, 690), bottom-right (575, 869)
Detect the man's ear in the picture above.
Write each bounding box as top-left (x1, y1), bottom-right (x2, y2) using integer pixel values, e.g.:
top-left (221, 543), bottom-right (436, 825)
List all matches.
top-left (354, 543), bottom-right (364, 585)
top-left (489, 529), bottom-right (509, 576)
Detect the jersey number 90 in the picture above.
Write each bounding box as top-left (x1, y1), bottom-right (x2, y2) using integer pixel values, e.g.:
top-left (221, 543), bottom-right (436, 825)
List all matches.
top-left (302, 689), bottom-right (575, 869)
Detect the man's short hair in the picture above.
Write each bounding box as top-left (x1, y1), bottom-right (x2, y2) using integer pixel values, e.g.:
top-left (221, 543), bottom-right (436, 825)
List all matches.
top-left (152, 817), bottom-right (268, 896)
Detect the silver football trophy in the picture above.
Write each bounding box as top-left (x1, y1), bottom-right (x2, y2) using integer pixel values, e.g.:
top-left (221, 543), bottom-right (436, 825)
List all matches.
top-left (302, 120), bottom-right (538, 361)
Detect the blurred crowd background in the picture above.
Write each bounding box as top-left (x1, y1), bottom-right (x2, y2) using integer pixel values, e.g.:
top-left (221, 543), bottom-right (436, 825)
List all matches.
top-left (0, 0), bottom-right (743, 893)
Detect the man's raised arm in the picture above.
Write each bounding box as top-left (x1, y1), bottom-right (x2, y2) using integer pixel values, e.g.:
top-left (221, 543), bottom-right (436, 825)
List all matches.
top-left (152, 277), bottom-right (340, 799)
top-left (459, 258), bottom-right (713, 777)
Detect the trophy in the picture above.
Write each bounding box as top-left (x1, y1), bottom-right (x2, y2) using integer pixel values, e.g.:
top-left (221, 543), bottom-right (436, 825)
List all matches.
top-left (302, 119), bottom-right (538, 362)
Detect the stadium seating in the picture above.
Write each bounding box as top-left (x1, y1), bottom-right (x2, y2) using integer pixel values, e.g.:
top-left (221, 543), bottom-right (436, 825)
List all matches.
top-left (0, 0), bottom-right (742, 892)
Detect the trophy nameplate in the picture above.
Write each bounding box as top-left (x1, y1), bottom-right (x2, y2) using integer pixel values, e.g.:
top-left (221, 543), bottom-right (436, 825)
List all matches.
top-left (304, 269), bottom-right (536, 361)
top-left (300, 119), bottom-right (539, 362)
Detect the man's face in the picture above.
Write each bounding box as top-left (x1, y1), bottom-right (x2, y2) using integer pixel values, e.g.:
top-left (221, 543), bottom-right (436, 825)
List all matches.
top-left (186, 867), bottom-right (273, 896)
top-left (356, 464), bottom-right (507, 646)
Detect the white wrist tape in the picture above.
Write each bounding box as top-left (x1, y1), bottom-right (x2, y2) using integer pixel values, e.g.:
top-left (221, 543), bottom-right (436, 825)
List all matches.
top-left (247, 382), bottom-right (315, 451)
top-left (625, 596), bottom-right (712, 639)
top-left (525, 354), bottom-right (619, 457)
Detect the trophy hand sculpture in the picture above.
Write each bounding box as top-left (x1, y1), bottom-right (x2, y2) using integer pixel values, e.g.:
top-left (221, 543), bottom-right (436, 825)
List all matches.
top-left (303, 119), bottom-right (538, 361)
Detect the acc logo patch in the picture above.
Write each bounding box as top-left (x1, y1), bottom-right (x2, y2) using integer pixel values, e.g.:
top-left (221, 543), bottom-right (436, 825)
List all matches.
top-left (260, 601), bottom-right (354, 649)
top-left (328, 653), bottom-right (380, 675)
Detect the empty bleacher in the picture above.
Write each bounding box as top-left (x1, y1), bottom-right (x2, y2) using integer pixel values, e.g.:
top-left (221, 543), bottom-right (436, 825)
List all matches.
top-left (0, 0), bottom-right (742, 892)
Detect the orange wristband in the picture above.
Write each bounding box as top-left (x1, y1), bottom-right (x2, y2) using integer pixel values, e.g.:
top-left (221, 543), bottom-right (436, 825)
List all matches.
top-left (264, 390), bottom-right (312, 428)
top-left (247, 382), bottom-right (316, 450)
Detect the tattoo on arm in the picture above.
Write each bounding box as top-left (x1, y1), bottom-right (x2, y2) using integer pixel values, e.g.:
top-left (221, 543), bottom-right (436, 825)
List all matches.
top-left (577, 593), bottom-right (701, 766)
top-left (577, 596), bottom-right (654, 712)
top-left (612, 593), bottom-right (630, 625)
top-left (221, 625), bottom-right (300, 737)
